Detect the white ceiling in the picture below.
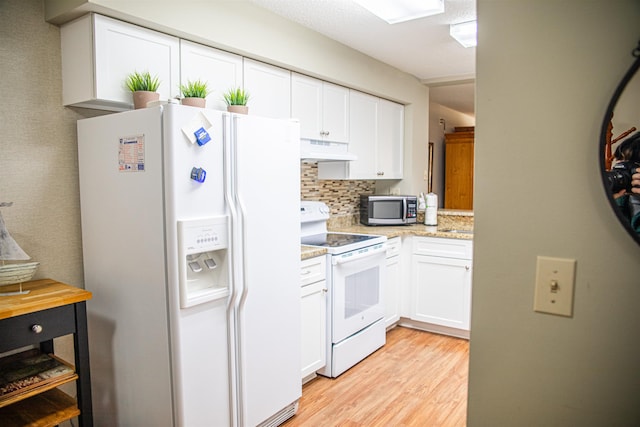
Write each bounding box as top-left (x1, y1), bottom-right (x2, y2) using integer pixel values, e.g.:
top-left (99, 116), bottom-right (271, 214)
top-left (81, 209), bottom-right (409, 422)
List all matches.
top-left (246, 0), bottom-right (476, 115)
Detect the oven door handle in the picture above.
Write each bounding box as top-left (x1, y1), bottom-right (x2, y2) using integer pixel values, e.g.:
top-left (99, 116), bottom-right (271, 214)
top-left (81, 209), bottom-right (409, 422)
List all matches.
top-left (332, 244), bottom-right (386, 265)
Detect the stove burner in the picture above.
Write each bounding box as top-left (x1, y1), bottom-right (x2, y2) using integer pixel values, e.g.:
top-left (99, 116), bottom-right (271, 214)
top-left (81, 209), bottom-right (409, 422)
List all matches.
top-left (301, 232), bottom-right (378, 248)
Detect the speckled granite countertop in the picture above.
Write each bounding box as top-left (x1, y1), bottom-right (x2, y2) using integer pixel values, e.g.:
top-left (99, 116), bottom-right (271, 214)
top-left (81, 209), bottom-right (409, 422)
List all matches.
top-left (328, 223), bottom-right (473, 240)
top-left (301, 210), bottom-right (473, 260)
top-left (301, 245), bottom-right (328, 260)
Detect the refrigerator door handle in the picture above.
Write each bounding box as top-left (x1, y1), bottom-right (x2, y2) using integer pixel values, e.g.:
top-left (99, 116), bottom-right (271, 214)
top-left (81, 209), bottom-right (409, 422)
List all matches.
top-left (225, 113), bottom-right (252, 427)
top-left (223, 112), bottom-right (242, 425)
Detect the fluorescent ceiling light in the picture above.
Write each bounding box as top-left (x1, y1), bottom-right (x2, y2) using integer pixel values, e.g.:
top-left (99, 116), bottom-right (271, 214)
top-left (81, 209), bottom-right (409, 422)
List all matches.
top-left (450, 20), bottom-right (477, 48)
top-left (353, 0), bottom-right (445, 24)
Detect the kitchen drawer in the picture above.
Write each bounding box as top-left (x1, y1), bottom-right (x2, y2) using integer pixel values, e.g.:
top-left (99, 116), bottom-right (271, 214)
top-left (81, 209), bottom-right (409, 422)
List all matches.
top-left (386, 237), bottom-right (401, 258)
top-left (0, 305), bottom-right (76, 353)
top-left (412, 236), bottom-right (473, 260)
top-left (300, 256), bottom-right (327, 287)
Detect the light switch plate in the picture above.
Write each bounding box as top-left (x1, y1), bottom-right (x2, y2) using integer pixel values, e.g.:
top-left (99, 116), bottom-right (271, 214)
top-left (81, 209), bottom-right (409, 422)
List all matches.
top-left (533, 256), bottom-right (576, 317)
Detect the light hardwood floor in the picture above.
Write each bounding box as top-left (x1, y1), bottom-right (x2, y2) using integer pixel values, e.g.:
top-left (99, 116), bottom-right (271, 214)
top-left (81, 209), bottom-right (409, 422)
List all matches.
top-left (283, 326), bottom-right (469, 427)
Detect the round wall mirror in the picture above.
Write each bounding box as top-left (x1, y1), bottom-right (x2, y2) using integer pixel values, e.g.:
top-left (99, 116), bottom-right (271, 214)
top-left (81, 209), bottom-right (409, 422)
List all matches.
top-left (600, 41), bottom-right (640, 245)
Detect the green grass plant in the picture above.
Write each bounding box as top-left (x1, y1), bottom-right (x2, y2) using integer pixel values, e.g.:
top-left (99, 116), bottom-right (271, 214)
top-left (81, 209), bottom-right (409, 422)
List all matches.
top-left (223, 87), bottom-right (250, 106)
top-left (125, 71), bottom-right (161, 92)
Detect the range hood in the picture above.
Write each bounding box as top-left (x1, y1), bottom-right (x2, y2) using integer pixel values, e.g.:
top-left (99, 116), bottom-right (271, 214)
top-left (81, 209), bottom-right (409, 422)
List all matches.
top-left (300, 139), bottom-right (357, 161)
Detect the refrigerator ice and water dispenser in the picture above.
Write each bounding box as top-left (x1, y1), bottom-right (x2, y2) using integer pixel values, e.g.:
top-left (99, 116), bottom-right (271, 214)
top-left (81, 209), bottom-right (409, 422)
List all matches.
top-left (177, 216), bottom-right (230, 308)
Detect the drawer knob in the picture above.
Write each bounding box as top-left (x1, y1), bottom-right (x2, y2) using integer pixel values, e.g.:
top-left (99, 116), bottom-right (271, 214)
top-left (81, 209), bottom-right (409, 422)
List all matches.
top-left (31, 324), bottom-right (43, 334)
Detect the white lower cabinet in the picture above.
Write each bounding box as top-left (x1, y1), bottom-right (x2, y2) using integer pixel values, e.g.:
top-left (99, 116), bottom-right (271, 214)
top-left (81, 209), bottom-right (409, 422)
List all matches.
top-left (384, 237), bottom-right (402, 328)
top-left (410, 237), bottom-right (473, 331)
top-left (300, 256), bottom-right (327, 380)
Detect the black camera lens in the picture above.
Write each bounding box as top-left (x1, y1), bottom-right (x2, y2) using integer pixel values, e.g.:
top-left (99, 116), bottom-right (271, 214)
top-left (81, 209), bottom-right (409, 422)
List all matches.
top-left (606, 161), bottom-right (639, 193)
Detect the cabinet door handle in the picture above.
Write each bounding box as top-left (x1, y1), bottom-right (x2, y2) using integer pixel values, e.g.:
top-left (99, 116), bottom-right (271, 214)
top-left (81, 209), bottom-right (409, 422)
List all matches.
top-left (465, 266), bottom-right (470, 271)
top-left (322, 288), bottom-right (328, 293)
top-left (31, 324), bottom-right (43, 334)
top-left (377, 171), bottom-right (384, 176)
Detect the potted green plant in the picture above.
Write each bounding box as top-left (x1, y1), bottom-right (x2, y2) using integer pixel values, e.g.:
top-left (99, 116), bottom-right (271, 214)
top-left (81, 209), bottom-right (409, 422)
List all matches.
top-left (223, 87), bottom-right (250, 114)
top-left (125, 71), bottom-right (161, 109)
top-left (180, 79), bottom-right (210, 108)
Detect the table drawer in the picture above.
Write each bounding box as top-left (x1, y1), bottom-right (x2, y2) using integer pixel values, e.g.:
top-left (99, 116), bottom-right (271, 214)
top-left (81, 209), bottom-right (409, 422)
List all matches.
top-left (0, 305), bottom-right (76, 353)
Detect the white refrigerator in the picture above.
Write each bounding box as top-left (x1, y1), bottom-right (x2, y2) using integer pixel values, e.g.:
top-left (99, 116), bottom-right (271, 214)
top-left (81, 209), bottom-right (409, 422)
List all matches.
top-left (77, 104), bottom-right (301, 427)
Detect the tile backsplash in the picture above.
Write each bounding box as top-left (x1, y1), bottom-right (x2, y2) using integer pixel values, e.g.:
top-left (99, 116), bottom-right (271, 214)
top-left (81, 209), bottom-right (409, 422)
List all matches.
top-left (300, 161), bottom-right (375, 226)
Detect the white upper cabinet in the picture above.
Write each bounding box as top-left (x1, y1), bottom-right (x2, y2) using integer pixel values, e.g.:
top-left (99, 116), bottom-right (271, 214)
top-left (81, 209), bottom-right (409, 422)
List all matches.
top-left (342, 90), bottom-right (378, 179)
top-left (291, 73), bottom-right (349, 143)
top-left (376, 98), bottom-right (404, 179)
top-left (318, 91), bottom-right (404, 180)
top-left (291, 74), bottom-right (323, 138)
top-left (242, 58), bottom-right (291, 119)
top-left (61, 13), bottom-right (179, 111)
top-left (180, 40), bottom-right (242, 111)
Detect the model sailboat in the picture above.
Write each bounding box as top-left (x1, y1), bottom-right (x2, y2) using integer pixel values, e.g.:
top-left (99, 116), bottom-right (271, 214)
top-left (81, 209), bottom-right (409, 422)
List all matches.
top-left (0, 202), bottom-right (39, 296)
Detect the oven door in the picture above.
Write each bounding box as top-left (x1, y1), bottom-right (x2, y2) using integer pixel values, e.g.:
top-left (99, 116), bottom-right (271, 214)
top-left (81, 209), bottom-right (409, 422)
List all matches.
top-left (331, 244), bottom-right (386, 344)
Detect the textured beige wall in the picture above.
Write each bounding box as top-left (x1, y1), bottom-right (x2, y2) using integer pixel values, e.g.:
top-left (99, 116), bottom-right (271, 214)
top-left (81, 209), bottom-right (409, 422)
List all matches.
top-left (0, 0), bottom-right (85, 287)
top-left (0, 0), bottom-right (103, 408)
top-left (468, 1), bottom-right (640, 425)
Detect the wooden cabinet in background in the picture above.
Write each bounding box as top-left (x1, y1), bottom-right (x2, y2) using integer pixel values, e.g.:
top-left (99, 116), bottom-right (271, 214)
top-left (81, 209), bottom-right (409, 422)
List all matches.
top-left (444, 127), bottom-right (474, 210)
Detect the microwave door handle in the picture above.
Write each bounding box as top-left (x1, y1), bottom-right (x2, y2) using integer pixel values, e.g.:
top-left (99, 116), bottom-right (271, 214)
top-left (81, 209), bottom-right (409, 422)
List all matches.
top-left (402, 198), bottom-right (407, 222)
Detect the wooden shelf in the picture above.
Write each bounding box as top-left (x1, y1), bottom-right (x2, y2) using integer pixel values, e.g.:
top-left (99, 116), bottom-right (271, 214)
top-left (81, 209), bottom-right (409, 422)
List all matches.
top-left (0, 350), bottom-right (77, 409)
top-left (0, 388), bottom-right (80, 427)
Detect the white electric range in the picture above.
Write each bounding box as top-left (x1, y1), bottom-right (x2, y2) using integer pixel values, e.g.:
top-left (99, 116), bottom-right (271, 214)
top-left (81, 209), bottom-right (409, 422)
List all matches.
top-left (300, 201), bottom-right (387, 378)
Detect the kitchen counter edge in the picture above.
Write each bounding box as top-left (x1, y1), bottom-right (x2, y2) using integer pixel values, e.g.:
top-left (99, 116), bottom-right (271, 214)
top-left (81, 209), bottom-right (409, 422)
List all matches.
top-left (301, 223), bottom-right (472, 260)
top-left (329, 223), bottom-right (473, 241)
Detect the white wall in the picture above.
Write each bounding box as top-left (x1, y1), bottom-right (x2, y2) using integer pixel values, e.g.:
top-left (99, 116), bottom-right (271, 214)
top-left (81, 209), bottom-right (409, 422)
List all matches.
top-left (45, 0), bottom-right (429, 196)
top-left (468, 1), bottom-right (640, 425)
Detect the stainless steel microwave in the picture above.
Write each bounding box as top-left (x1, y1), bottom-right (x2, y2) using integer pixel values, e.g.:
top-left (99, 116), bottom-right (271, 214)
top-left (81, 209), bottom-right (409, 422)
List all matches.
top-left (359, 195), bottom-right (417, 226)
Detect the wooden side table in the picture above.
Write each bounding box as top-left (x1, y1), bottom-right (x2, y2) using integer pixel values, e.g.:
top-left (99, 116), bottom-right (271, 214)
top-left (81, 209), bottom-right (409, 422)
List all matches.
top-left (0, 279), bottom-right (93, 426)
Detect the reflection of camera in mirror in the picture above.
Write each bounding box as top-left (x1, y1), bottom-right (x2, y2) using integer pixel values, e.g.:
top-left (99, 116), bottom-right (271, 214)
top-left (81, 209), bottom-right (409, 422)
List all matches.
top-left (607, 161), bottom-right (640, 193)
